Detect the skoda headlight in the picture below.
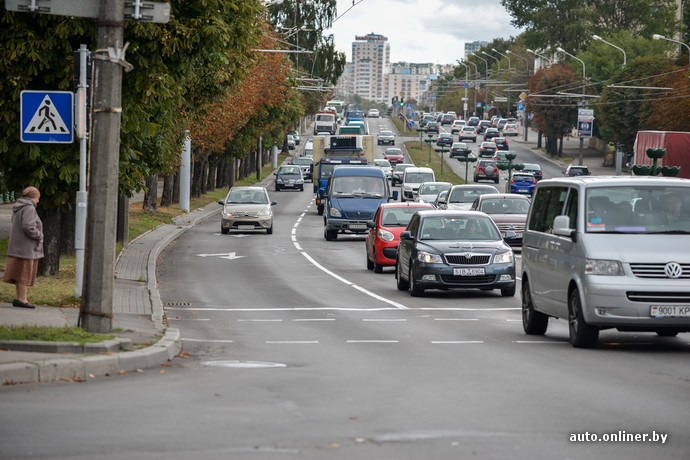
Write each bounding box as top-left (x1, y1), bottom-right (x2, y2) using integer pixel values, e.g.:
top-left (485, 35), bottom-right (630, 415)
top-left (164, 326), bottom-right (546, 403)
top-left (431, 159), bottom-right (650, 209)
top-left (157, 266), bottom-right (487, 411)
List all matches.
top-left (258, 208), bottom-right (271, 217)
top-left (417, 251), bottom-right (443, 264)
top-left (585, 259), bottom-right (623, 276)
top-left (330, 207), bottom-right (342, 217)
top-left (377, 229), bottom-right (394, 242)
top-left (493, 251), bottom-right (514, 264)
top-left (276, 178), bottom-right (284, 184)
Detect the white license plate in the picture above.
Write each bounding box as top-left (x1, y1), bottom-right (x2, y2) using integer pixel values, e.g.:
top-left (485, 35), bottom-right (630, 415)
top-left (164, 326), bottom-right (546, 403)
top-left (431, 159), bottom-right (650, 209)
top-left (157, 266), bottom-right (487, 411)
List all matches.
top-left (349, 224), bottom-right (367, 230)
top-left (518, 189), bottom-right (528, 193)
top-left (238, 225), bottom-right (255, 230)
top-left (454, 267), bottom-right (485, 276)
top-left (650, 305), bottom-right (690, 317)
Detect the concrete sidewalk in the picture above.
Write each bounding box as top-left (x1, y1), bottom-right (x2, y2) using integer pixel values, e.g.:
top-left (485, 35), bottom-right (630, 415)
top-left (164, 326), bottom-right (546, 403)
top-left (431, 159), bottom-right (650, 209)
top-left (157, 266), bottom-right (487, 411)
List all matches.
top-left (0, 164), bottom-right (283, 385)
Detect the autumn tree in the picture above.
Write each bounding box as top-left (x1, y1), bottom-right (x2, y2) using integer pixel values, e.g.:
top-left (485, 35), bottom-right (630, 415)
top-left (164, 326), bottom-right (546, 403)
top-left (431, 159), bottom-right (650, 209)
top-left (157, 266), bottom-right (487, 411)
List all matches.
top-left (526, 64), bottom-right (579, 157)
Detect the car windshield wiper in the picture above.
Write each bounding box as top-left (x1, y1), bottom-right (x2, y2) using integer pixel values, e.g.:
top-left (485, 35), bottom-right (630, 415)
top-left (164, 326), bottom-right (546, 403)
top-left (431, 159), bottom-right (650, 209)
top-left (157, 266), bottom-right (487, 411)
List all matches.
top-left (646, 230), bottom-right (690, 234)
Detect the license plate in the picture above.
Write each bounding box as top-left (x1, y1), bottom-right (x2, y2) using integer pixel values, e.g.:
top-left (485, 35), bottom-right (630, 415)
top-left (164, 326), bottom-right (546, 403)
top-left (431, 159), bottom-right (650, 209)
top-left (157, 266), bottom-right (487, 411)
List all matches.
top-left (650, 305), bottom-right (690, 317)
top-left (238, 225), bottom-right (255, 230)
top-left (518, 189), bottom-right (528, 192)
top-left (349, 224), bottom-right (367, 230)
top-left (454, 268), bottom-right (485, 276)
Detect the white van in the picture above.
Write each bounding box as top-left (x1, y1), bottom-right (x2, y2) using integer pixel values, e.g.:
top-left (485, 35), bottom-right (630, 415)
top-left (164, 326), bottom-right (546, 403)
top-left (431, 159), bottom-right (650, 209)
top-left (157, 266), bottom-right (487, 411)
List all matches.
top-left (521, 176), bottom-right (690, 348)
top-left (401, 167), bottom-right (435, 202)
top-left (303, 141), bottom-right (313, 158)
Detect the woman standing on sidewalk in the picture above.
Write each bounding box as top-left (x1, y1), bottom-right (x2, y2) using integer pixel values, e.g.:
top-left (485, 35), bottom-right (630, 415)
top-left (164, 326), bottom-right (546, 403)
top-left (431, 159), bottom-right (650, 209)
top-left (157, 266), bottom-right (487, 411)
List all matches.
top-left (3, 186), bottom-right (43, 308)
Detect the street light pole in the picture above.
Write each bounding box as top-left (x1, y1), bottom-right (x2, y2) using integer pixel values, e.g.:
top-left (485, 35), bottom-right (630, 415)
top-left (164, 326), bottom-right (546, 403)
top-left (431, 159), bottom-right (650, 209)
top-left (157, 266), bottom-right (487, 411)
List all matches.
top-left (526, 48), bottom-right (553, 67)
top-left (506, 50), bottom-right (530, 76)
top-left (467, 60), bottom-right (479, 116)
top-left (556, 47), bottom-right (587, 166)
top-left (492, 49), bottom-right (513, 114)
top-left (653, 34), bottom-right (690, 65)
top-left (458, 61), bottom-right (470, 120)
top-left (473, 53), bottom-right (489, 117)
top-left (592, 35), bottom-right (627, 67)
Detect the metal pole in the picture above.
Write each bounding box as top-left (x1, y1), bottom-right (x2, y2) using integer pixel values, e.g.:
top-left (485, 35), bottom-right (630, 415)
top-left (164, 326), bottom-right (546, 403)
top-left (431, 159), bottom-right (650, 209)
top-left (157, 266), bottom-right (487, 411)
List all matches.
top-left (557, 47), bottom-right (586, 165)
top-left (81, 0), bottom-right (125, 332)
top-left (179, 132), bottom-right (190, 212)
top-left (75, 44), bottom-right (88, 298)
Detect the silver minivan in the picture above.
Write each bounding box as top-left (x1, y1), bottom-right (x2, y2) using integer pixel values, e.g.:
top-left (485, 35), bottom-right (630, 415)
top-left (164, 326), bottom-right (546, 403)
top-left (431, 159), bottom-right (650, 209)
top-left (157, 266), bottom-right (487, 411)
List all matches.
top-left (521, 176), bottom-right (690, 348)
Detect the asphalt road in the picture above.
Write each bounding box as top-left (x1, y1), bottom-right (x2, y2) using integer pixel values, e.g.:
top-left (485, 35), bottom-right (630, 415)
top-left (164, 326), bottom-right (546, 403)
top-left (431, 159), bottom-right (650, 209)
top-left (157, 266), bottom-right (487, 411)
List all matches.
top-left (1, 124), bottom-right (688, 459)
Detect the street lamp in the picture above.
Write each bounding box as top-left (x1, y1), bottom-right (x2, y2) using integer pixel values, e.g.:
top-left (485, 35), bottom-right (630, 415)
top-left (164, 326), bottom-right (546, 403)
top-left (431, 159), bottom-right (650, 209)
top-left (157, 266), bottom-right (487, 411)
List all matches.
top-left (526, 48), bottom-right (552, 66)
top-left (482, 50), bottom-right (501, 75)
top-left (465, 59), bottom-right (479, 116)
top-left (458, 61), bottom-right (470, 120)
top-left (592, 35), bottom-right (626, 68)
top-left (506, 50), bottom-right (530, 75)
top-left (492, 48), bottom-right (511, 74)
top-left (653, 34), bottom-right (690, 65)
top-left (556, 47), bottom-right (587, 166)
top-left (473, 53), bottom-right (490, 117)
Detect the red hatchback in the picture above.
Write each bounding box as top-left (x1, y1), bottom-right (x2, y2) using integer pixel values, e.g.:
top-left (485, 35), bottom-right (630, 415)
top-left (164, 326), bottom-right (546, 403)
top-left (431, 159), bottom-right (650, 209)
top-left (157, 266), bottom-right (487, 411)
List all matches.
top-left (366, 202), bottom-right (435, 273)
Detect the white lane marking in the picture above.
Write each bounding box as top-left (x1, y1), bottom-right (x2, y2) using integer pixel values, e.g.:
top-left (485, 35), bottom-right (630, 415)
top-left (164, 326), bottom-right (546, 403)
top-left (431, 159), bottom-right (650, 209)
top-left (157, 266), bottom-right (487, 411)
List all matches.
top-left (418, 307), bottom-right (520, 311)
top-left (513, 340), bottom-right (568, 344)
top-left (265, 341), bottom-right (319, 344)
top-left (238, 319), bottom-right (283, 322)
top-left (434, 318), bottom-right (479, 321)
top-left (291, 227), bottom-right (297, 235)
top-left (182, 338), bottom-right (234, 343)
top-left (506, 319), bottom-right (522, 322)
top-left (346, 340), bottom-right (399, 343)
top-left (168, 318), bottom-right (211, 321)
top-left (291, 318), bottom-right (336, 322)
top-left (363, 318), bottom-right (407, 322)
top-left (166, 306), bottom-right (518, 312)
top-left (299, 251), bottom-right (409, 310)
top-left (431, 341), bottom-right (484, 344)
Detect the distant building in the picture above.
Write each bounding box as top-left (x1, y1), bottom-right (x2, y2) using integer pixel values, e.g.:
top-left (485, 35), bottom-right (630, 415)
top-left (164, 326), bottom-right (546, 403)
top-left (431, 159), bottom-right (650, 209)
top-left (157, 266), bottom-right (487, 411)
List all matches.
top-left (464, 41), bottom-right (489, 58)
top-left (351, 33), bottom-right (390, 103)
top-left (336, 32), bottom-right (456, 106)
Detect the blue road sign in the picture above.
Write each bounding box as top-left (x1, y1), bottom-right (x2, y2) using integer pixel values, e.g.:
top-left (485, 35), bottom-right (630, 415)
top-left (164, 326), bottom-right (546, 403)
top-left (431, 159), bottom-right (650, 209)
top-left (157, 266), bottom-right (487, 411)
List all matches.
top-left (517, 103), bottom-right (524, 111)
top-left (408, 121), bottom-right (414, 127)
top-left (464, 82), bottom-right (470, 88)
top-left (406, 104), bottom-right (413, 110)
top-left (21, 91), bottom-right (74, 143)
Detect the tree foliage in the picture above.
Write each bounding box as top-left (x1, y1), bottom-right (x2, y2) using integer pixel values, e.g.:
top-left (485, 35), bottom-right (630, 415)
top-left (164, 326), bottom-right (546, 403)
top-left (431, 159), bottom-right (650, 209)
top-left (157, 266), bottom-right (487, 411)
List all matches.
top-left (501, 0), bottom-right (678, 53)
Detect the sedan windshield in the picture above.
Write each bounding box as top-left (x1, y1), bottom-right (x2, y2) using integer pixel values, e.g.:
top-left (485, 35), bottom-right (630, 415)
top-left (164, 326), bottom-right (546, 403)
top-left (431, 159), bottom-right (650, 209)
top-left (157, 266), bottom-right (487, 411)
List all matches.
top-left (420, 216), bottom-right (501, 240)
top-left (480, 199), bottom-right (530, 214)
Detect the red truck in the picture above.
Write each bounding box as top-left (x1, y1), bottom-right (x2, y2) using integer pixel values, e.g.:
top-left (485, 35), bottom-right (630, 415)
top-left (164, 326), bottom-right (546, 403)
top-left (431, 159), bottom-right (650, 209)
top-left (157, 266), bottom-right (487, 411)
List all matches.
top-left (633, 131), bottom-right (690, 179)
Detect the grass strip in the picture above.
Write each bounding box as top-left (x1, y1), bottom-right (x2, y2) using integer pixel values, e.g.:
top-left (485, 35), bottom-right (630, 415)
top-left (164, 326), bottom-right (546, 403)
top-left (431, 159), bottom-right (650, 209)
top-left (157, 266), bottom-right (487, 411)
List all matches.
top-left (0, 325), bottom-right (114, 343)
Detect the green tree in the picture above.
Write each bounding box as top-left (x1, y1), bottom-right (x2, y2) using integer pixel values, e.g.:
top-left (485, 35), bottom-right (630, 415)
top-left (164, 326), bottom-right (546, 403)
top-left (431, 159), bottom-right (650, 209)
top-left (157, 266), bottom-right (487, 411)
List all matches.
top-left (596, 54), bottom-right (677, 155)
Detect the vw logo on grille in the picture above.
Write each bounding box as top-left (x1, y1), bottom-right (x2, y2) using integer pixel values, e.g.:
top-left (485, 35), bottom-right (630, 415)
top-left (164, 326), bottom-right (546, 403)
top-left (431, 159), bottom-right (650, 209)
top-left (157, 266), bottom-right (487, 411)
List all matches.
top-left (665, 262), bottom-right (683, 279)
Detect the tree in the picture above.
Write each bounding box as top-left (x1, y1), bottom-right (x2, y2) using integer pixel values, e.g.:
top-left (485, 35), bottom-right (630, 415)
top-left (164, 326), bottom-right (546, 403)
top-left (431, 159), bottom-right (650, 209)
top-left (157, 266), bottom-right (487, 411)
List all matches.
top-left (596, 54), bottom-right (681, 155)
top-left (501, 0), bottom-right (678, 53)
top-left (526, 64), bottom-right (579, 156)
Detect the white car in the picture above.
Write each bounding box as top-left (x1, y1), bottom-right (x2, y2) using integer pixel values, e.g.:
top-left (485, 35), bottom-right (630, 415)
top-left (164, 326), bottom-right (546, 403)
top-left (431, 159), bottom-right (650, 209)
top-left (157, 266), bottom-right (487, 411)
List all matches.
top-left (401, 167), bottom-right (436, 202)
top-left (368, 109), bottom-right (380, 118)
top-left (503, 123), bottom-right (519, 136)
top-left (450, 119), bottom-right (466, 134)
top-left (458, 126), bottom-right (477, 142)
top-left (374, 159), bottom-right (393, 179)
top-left (286, 134), bottom-right (296, 150)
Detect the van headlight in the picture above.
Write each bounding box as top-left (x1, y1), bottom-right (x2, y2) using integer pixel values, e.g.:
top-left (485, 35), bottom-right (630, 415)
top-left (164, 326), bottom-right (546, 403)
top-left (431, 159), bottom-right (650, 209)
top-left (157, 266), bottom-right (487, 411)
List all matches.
top-left (585, 259), bottom-right (623, 276)
top-left (417, 251), bottom-right (443, 264)
top-left (330, 207), bottom-right (342, 217)
top-left (493, 251), bottom-right (514, 264)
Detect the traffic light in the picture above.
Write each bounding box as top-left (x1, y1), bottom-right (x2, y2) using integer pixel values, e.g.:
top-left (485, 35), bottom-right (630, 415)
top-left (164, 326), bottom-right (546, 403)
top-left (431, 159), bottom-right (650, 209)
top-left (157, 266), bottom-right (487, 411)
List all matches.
top-left (400, 101), bottom-right (404, 107)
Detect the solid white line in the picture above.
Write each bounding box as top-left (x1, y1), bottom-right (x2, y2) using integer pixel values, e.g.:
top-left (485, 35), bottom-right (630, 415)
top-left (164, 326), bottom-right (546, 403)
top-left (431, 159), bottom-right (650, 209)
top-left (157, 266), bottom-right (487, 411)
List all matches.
top-left (291, 318), bottom-right (336, 322)
top-left (168, 318), bottom-right (211, 321)
top-left (346, 340), bottom-right (399, 343)
top-left (182, 338), bottom-right (234, 343)
top-left (506, 319), bottom-right (522, 322)
top-left (434, 318), bottom-right (479, 321)
top-left (417, 307), bottom-right (520, 311)
top-left (513, 340), bottom-right (568, 344)
top-left (363, 318), bottom-right (407, 322)
top-left (299, 251), bottom-right (409, 309)
top-left (265, 341), bottom-right (319, 344)
top-left (431, 341), bottom-right (484, 344)
top-left (238, 319), bottom-right (283, 322)
top-left (165, 307), bottom-right (401, 312)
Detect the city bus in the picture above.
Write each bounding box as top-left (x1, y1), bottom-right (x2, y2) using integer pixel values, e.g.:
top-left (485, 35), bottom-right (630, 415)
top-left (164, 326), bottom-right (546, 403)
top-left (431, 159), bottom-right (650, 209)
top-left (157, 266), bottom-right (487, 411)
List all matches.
top-left (325, 100), bottom-right (346, 122)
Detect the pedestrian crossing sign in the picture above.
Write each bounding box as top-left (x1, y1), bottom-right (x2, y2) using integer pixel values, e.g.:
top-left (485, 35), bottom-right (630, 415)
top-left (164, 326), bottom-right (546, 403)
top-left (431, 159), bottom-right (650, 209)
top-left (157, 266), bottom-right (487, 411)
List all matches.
top-left (20, 91), bottom-right (74, 143)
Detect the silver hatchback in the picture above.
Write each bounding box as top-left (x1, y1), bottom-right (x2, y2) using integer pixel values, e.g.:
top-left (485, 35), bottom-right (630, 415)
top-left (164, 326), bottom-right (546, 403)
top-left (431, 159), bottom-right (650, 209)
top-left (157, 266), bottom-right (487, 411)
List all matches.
top-left (218, 186), bottom-right (276, 234)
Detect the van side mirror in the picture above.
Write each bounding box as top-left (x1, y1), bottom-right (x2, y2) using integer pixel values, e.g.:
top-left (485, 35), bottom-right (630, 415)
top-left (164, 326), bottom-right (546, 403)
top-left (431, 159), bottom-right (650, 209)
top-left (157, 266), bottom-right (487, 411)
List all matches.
top-left (218, 200), bottom-right (224, 205)
top-left (553, 215), bottom-right (575, 238)
top-left (400, 231), bottom-right (413, 240)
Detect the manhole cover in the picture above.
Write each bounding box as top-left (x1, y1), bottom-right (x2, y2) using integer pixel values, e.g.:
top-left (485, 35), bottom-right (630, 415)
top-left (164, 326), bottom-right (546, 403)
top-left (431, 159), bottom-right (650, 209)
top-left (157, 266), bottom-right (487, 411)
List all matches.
top-left (201, 360), bottom-right (287, 369)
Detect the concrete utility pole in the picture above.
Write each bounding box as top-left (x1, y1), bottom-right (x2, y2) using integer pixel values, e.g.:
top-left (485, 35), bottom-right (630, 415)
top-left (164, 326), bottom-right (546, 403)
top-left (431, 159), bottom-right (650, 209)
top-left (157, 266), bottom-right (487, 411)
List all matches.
top-left (80, 0), bottom-right (125, 332)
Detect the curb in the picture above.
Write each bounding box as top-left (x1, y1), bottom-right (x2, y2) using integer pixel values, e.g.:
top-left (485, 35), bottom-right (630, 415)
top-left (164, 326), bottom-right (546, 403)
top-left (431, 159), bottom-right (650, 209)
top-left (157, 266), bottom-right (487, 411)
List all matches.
top-left (0, 328), bottom-right (181, 385)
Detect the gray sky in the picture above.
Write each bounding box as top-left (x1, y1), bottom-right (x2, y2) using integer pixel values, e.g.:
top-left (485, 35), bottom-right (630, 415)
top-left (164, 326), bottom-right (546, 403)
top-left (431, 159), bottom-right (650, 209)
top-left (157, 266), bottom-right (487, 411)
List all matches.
top-left (324, 0), bottom-right (524, 65)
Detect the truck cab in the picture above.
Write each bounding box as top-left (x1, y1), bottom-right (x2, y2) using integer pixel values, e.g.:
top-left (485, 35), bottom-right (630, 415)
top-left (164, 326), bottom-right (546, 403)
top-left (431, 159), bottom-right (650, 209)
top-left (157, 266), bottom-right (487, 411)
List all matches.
top-left (323, 166), bottom-right (398, 241)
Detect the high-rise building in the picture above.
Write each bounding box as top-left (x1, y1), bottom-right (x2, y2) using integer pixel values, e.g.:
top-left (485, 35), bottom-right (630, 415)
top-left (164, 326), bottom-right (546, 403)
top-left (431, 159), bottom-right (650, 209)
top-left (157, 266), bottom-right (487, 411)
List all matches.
top-left (464, 41), bottom-right (489, 58)
top-left (351, 33), bottom-right (390, 103)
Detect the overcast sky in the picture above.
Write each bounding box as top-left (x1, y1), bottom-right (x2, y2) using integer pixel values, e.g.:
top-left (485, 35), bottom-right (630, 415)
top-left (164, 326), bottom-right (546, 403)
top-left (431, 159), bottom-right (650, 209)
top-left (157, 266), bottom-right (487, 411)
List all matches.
top-left (323, 0), bottom-right (524, 65)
